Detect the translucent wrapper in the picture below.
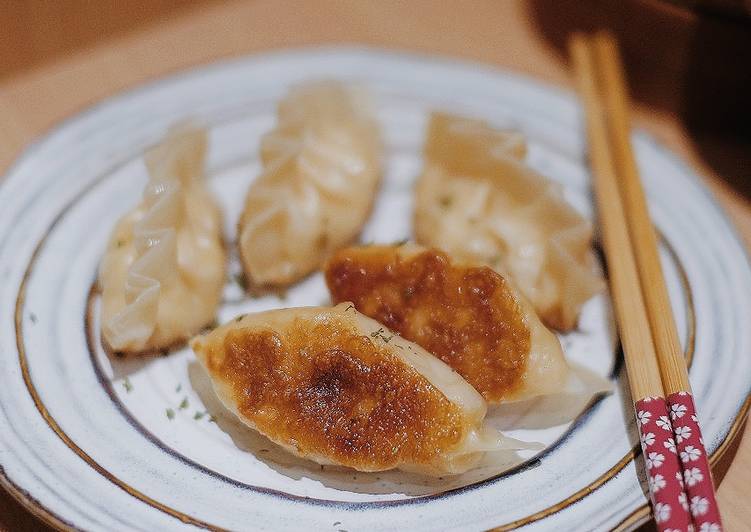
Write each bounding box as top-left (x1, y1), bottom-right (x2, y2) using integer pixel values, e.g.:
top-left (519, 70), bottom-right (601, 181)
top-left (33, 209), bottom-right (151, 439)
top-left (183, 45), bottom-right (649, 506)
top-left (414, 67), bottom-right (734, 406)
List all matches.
top-left (99, 125), bottom-right (225, 353)
top-left (238, 81), bottom-right (381, 287)
top-left (191, 304), bottom-right (539, 476)
top-left (415, 112), bottom-right (603, 331)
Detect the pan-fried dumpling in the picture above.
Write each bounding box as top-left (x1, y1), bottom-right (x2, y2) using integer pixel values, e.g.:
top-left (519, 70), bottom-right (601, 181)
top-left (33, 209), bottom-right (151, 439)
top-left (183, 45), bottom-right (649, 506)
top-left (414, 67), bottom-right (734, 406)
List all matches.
top-left (325, 245), bottom-right (569, 403)
top-left (414, 112), bottom-right (603, 331)
top-left (99, 125), bottom-right (225, 354)
top-left (191, 304), bottom-right (535, 476)
top-left (238, 81), bottom-right (381, 287)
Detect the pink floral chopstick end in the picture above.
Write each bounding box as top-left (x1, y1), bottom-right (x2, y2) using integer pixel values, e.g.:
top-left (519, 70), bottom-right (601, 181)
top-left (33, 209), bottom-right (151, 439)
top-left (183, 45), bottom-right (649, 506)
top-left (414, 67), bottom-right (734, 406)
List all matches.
top-left (635, 396), bottom-right (692, 532)
top-left (667, 391), bottom-right (723, 531)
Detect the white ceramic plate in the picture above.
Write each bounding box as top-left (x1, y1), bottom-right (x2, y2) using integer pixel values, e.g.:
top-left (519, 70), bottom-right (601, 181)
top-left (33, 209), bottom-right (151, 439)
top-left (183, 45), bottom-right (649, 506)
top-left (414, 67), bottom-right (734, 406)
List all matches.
top-left (0, 48), bottom-right (749, 532)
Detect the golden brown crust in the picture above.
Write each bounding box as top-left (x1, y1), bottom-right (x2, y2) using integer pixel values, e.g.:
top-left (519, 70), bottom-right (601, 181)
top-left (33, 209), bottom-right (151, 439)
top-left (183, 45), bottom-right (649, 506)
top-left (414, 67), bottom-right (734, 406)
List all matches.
top-left (325, 246), bottom-right (531, 402)
top-left (200, 315), bottom-right (467, 471)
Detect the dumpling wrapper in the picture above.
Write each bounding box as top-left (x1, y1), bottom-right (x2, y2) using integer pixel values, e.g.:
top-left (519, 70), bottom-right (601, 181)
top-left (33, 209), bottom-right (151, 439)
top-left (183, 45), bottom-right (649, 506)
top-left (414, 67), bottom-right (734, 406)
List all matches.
top-left (414, 112), bottom-right (604, 331)
top-left (238, 81), bottom-right (381, 287)
top-left (191, 304), bottom-right (538, 476)
top-left (99, 125), bottom-right (225, 353)
top-left (326, 244), bottom-right (568, 403)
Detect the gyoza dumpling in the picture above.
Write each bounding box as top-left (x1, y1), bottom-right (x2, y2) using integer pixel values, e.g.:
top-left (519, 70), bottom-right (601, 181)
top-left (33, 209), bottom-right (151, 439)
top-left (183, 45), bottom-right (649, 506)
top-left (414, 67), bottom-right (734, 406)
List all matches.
top-left (99, 125), bottom-right (225, 354)
top-left (191, 304), bottom-right (534, 476)
top-left (326, 245), bottom-right (569, 403)
top-left (238, 81), bottom-right (381, 287)
top-left (415, 112), bottom-right (603, 331)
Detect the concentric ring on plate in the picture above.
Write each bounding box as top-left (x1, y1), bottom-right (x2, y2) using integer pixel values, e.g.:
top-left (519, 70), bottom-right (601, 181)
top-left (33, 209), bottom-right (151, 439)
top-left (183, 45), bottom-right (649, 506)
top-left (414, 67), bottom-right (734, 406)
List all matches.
top-left (16, 114), bottom-right (692, 509)
top-left (1, 48), bottom-right (748, 532)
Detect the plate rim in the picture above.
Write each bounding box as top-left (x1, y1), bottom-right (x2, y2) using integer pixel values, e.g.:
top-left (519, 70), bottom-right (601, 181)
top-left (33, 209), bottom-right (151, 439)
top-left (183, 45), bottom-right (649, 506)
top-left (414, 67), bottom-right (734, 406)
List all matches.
top-left (1, 45), bottom-right (749, 531)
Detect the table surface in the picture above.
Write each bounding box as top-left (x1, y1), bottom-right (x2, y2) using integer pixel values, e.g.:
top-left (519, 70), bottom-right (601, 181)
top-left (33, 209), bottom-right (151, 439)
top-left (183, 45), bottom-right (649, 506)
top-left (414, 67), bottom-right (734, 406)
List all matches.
top-left (0, 1), bottom-right (749, 530)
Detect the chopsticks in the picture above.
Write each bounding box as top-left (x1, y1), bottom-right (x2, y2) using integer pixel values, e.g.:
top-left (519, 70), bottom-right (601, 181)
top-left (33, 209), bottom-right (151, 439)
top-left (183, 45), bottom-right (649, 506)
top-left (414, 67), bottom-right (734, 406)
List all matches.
top-left (593, 33), bottom-right (723, 531)
top-left (570, 32), bottom-right (723, 532)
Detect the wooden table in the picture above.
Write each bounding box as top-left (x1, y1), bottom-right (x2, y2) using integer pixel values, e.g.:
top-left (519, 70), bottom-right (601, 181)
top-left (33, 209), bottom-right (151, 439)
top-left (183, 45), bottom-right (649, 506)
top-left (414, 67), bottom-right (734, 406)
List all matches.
top-left (1, 1), bottom-right (748, 530)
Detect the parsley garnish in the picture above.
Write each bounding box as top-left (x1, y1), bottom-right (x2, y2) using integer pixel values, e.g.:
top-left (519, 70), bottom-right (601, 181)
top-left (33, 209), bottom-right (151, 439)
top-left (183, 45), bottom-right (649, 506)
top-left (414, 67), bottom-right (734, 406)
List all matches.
top-left (175, 383), bottom-right (182, 393)
top-left (193, 411), bottom-right (205, 420)
top-left (122, 377), bottom-right (133, 393)
top-left (166, 408), bottom-right (175, 420)
top-left (370, 327), bottom-right (394, 343)
top-left (178, 397), bottom-right (189, 410)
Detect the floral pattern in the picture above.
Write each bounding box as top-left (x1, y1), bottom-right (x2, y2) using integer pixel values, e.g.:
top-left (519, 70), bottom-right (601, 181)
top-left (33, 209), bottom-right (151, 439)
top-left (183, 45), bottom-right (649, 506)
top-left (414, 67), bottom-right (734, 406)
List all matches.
top-left (635, 397), bottom-right (692, 531)
top-left (650, 474), bottom-right (667, 493)
top-left (647, 452), bottom-right (665, 469)
top-left (657, 415), bottom-right (672, 431)
top-left (655, 502), bottom-right (672, 524)
top-left (691, 496), bottom-right (709, 517)
top-left (674, 425), bottom-right (692, 444)
top-left (667, 392), bottom-right (723, 531)
top-left (679, 491), bottom-right (689, 512)
top-left (664, 437), bottom-right (677, 454)
top-left (684, 466), bottom-right (704, 487)
top-left (680, 446), bottom-right (701, 463)
top-left (671, 403), bottom-right (687, 420)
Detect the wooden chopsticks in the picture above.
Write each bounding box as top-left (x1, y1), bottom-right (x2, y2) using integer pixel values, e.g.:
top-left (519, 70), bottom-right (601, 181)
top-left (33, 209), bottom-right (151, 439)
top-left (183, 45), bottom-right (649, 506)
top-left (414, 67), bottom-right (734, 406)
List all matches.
top-left (569, 35), bottom-right (665, 404)
top-left (593, 34), bottom-right (691, 395)
top-left (570, 32), bottom-right (723, 532)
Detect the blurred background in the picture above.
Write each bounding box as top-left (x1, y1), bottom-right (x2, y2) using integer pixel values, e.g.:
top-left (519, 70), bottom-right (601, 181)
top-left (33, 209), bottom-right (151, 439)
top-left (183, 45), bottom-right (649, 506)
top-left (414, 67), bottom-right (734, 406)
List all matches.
top-left (1, 0), bottom-right (748, 205)
top-left (0, 1), bottom-right (748, 530)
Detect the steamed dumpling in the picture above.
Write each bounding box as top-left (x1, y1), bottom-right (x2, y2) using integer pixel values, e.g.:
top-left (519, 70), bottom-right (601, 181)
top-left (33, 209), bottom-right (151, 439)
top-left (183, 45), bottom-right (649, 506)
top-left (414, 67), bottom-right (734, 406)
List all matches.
top-left (191, 304), bottom-right (533, 476)
top-left (238, 81), bottom-right (381, 287)
top-left (99, 125), bottom-right (225, 353)
top-left (325, 245), bottom-right (568, 403)
top-left (414, 112), bottom-right (603, 331)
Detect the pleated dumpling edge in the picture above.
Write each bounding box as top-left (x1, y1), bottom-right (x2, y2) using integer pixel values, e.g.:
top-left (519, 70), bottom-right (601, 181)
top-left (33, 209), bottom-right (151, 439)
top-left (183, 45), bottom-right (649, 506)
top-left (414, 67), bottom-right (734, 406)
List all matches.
top-left (99, 124), bottom-right (225, 354)
top-left (238, 81), bottom-right (382, 288)
top-left (414, 112), bottom-right (604, 331)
